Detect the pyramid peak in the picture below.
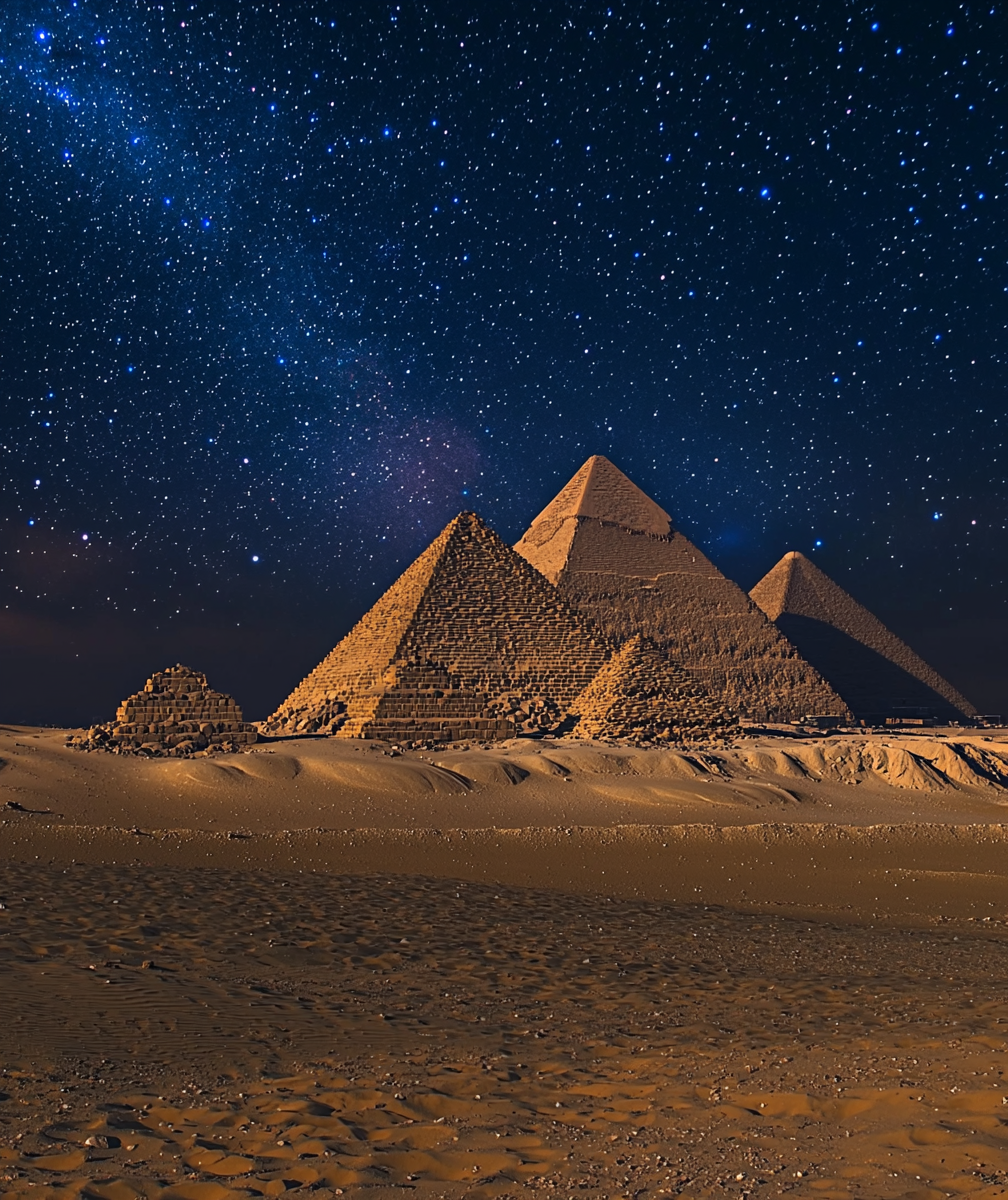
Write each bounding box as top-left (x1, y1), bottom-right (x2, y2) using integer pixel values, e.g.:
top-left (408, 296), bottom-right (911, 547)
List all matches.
top-left (523, 456), bottom-right (672, 544)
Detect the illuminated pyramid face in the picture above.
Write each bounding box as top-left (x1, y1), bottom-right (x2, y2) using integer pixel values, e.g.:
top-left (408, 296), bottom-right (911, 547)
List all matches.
top-left (264, 511), bottom-right (611, 742)
top-left (751, 551), bottom-right (976, 723)
top-left (516, 456), bottom-right (850, 724)
top-left (571, 634), bottom-right (734, 744)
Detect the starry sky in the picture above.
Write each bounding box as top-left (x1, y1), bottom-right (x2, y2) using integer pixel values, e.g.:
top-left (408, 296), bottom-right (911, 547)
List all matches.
top-left (1, 0), bottom-right (1006, 724)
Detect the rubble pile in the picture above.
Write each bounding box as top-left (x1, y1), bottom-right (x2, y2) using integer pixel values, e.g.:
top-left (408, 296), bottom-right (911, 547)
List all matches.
top-left (68, 664), bottom-right (257, 756)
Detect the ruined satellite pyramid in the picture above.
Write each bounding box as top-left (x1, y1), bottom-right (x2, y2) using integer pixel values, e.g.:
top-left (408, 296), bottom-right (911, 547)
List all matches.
top-left (70, 664), bottom-right (257, 755)
top-left (571, 634), bottom-right (734, 743)
top-left (515, 456), bottom-right (851, 723)
top-left (263, 512), bottom-right (613, 742)
top-left (750, 551), bottom-right (976, 723)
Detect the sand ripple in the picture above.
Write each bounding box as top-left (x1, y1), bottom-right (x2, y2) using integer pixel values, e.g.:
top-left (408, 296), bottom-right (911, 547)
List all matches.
top-left (2, 867), bottom-right (1008, 1198)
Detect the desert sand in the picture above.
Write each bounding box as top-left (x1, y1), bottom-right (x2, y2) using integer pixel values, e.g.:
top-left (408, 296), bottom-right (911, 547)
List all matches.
top-left (5, 725), bottom-right (1008, 1198)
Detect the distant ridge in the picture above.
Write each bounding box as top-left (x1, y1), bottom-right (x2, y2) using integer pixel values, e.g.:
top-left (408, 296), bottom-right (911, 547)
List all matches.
top-left (515, 456), bottom-right (850, 723)
top-left (263, 512), bottom-right (611, 742)
top-left (750, 551), bottom-right (976, 723)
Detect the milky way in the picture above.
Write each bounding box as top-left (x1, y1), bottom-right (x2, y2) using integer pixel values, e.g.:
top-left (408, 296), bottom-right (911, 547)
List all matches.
top-left (1, 0), bottom-right (1006, 720)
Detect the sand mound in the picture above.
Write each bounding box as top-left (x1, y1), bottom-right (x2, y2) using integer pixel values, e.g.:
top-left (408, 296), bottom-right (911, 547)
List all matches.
top-left (515, 456), bottom-right (850, 724)
top-left (570, 634), bottom-right (733, 743)
top-left (734, 737), bottom-right (1008, 793)
top-left (751, 550), bottom-right (976, 722)
top-left (67, 664), bottom-right (257, 756)
top-left (262, 512), bottom-right (611, 743)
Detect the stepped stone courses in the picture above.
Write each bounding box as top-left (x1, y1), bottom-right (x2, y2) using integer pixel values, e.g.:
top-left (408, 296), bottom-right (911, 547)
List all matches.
top-left (751, 551), bottom-right (976, 723)
top-left (572, 634), bottom-right (735, 744)
top-left (69, 664), bottom-right (257, 755)
top-left (263, 512), bottom-right (615, 743)
top-left (515, 455), bottom-right (852, 724)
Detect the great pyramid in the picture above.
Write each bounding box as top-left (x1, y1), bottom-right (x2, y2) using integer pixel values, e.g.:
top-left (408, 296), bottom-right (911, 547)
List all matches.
top-left (571, 634), bottom-right (734, 743)
top-left (514, 456), bottom-right (851, 723)
top-left (69, 664), bottom-right (258, 755)
top-left (750, 551), bottom-right (976, 723)
top-left (262, 512), bottom-right (614, 742)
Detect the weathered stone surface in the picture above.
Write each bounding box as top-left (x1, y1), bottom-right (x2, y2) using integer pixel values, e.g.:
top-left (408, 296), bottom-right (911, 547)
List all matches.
top-left (68, 664), bottom-right (257, 755)
top-left (515, 456), bottom-right (851, 724)
top-left (750, 551), bottom-right (976, 723)
top-left (571, 634), bottom-right (735, 744)
top-left (264, 508), bottom-right (614, 739)
top-left (262, 511), bottom-right (618, 743)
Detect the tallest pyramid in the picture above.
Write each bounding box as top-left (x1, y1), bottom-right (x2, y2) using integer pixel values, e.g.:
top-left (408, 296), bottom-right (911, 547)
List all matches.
top-left (515, 456), bottom-right (850, 723)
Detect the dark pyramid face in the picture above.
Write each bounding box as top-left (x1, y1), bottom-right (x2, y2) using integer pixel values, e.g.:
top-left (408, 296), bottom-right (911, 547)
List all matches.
top-left (516, 459), bottom-right (851, 724)
top-left (266, 511), bottom-right (611, 740)
top-left (751, 552), bottom-right (976, 723)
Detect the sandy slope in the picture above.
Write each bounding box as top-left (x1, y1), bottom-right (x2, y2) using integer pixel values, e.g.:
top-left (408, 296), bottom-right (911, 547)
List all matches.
top-left (5, 726), bottom-right (1008, 832)
top-left (4, 725), bottom-right (1008, 922)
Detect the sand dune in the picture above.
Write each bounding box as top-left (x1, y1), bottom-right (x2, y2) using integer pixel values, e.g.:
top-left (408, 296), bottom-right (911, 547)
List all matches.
top-left (6, 727), bottom-right (1008, 924)
top-left (5, 727), bottom-right (1008, 830)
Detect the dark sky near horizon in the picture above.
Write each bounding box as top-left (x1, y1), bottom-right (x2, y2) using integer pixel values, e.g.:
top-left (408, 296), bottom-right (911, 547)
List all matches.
top-left (1, 0), bottom-right (1006, 724)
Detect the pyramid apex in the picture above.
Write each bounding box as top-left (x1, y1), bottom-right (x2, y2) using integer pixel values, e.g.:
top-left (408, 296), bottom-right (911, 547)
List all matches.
top-left (749, 550), bottom-right (809, 621)
top-left (523, 455), bottom-right (672, 544)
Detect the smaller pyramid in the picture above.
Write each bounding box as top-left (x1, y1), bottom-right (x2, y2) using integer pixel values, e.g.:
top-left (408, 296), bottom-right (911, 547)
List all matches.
top-left (750, 552), bottom-right (976, 723)
top-left (571, 635), bottom-right (735, 744)
top-left (264, 512), bottom-right (612, 743)
top-left (70, 664), bottom-right (258, 755)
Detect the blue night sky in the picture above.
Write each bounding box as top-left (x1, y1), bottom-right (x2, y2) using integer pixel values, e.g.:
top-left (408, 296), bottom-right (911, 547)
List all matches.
top-left (1, 0), bottom-right (1006, 721)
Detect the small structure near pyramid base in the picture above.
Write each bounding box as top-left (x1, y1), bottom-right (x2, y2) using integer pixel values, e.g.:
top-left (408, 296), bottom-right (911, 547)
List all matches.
top-left (571, 635), bottom-right (735, 745)
top-left (69, 664), bottom-right (257, 755)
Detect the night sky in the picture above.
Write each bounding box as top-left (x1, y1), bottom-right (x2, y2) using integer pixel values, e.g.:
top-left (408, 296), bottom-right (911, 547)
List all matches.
top-left (1, 0), bottom-right (1006, 725)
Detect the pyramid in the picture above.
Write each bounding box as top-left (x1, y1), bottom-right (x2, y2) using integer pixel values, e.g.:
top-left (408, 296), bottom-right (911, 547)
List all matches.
top-left (263, 512), bottom-right (612, 742)
top-left (571, 635), bottom-right (734, 744)
top-left (69, 664), bottom-right (257, 755)
top-left (515, 456), bottom-right (851, 723)
top-left (750, 551), bottom-right (976, 723)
